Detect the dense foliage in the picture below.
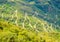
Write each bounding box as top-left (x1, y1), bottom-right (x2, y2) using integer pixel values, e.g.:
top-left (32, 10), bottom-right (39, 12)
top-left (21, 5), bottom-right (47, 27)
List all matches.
top-left (0, 0), bottom-right (60, 42)
top-left (0, 20), bottom-right (60, 42)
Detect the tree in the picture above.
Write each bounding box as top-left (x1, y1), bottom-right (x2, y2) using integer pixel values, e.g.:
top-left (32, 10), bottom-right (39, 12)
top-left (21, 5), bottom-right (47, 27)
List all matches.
top-left (0, 0), bottom-right (7, 3)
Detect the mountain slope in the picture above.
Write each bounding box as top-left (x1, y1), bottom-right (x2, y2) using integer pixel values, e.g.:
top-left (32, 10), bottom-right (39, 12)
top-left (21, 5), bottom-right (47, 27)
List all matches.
top-left (0, 0), bottom-right (60, 42)
top-left (0, 19), bottom-right (60, 42)
top-left (0, 2), bottom-right (60, 32)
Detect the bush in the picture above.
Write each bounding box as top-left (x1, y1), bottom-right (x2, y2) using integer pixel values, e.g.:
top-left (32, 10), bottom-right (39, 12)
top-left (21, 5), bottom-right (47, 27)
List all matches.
top-left (0, 20), bottom-right (60, 42)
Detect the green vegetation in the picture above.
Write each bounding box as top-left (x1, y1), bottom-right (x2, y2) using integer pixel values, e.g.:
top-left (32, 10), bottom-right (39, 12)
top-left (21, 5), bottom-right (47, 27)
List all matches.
top-left (0, 3), bottom-right (59, 32)
top-left (0, 0), bottom-right (60, 42)
top-left (0, 20), bottom-right (60, 42)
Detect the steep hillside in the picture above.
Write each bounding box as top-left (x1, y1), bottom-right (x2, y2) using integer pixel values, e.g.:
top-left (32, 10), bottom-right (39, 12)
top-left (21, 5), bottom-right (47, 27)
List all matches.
top-left (0, 0), bottom-right (60, 42)
top-left (0, 3), bottom-right (60, 32)
top-left (0, 0), bottom-right (60, 26)
top-left (0, 20), bottom-right (60, 42)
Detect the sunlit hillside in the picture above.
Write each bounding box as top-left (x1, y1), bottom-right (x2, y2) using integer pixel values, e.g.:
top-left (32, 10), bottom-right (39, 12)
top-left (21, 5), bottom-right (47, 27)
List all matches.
top-left (0, 20), bottom-right (60, 42)
top-left (0, 1), bottom-right (60, 32)
top-left (0, 0), bottom-right (60, 42)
